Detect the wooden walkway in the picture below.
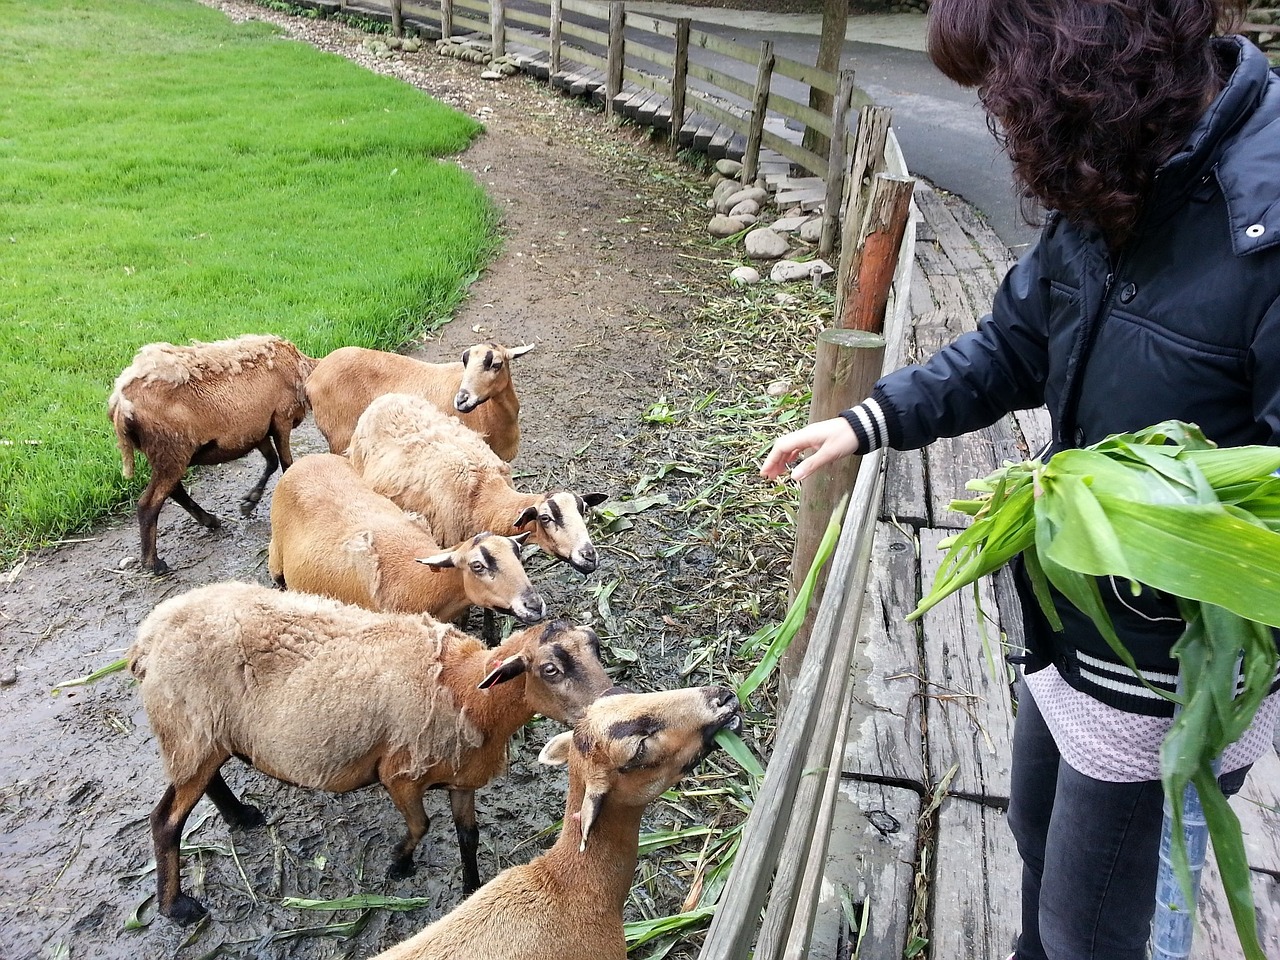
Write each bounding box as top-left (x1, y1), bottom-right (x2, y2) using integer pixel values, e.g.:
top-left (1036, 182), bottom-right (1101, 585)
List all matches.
top-left (805, 182), bottom-right (1280, 960)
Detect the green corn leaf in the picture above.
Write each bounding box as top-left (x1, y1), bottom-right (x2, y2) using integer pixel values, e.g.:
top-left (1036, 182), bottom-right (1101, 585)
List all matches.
top-left (280, 894), bottom-right (431, 911)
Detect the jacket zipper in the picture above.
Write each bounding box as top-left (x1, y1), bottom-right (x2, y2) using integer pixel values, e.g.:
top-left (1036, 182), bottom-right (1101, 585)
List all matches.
top-left (1061, 261), bottom-right (1122, 447)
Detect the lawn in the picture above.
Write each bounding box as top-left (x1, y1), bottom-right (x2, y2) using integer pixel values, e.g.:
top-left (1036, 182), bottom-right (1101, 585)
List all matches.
top-left (0, 0), bottom-right (495, 562)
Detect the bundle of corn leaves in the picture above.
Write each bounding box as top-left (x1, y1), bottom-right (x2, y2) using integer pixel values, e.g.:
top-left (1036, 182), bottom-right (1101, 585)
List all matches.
top-left (909, 421), bottom-right (1279, 960)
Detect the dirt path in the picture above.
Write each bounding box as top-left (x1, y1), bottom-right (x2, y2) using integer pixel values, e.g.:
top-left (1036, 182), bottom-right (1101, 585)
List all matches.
top-left (0, 6), bottom-right (785, 958)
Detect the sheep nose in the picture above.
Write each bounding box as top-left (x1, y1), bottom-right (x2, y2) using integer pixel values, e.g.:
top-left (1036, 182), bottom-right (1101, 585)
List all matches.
top-left (453, 390), bottom-right (472, 411)
top-left (707, 687), bottom-right (739, 712)
top-left (574, 544), bottom-right (598, 572)
top-left (519, 594), bottom-right (547, 622)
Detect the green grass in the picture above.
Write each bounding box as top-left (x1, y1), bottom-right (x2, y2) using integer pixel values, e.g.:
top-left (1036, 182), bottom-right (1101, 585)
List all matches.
top-left (0, 0), bottom-right (495, 561)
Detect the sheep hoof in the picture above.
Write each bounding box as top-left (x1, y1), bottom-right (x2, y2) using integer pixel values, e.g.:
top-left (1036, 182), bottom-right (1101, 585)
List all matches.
top-left (228, 804), bottom-right (266, 830)
top-left (147, 558), bottom-right (171, 577)
top-left (164, 893), bottom-right (209, 925)
top-left (201, 514), bottom-right (222, 531)
top-left (238, 498), bottom-right (259, 518)
top-left (386, 857), bottom-right (416, 881)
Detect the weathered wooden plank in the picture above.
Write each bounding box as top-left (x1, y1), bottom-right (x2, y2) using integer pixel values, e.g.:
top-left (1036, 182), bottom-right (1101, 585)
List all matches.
top-left (925, 424), bottom-right (1020, 528)
top-left (808, 781), bottom-right (920, 960)
top-left (625, 38), bottom-right (676, 71)
top-left (774, 186), bottom-right (828, 209)
top-left (1011, 406), bottom-right (1053, 459)
top-left (707, 124), bottom-right (735, 160)
top-left (932, 797), bottom-right (1021, 960)
top-left (881, 448), bottom-right (928, 526)
top-left (760, 127), bottom-right (828, 181)
top-left (918, 527), bottom-right (1016, 799)
top-left (569, 67), bottom-right (604, 98)
top-left (771, 49), bottom-right (839, 97)
top-left (1238, 747), bottom-right (1280, 872)
top-left (688, 24), bottom-right (759, 64)
top-left (841, 521), bottom-right (926, 785)
top-left (913, 185), bottom-right (988, 274)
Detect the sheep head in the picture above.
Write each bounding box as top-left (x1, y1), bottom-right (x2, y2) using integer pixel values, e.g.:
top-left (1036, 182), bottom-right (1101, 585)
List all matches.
top-left (539, 686), bottom-right (743, 851)
top-left (476, 620), bottom-right (610, 724)
top-left (454, 342), bottom-right (534, 413)
top-left (512, 491), bottom-right (608, 574)
top-left (416, 531), bottom-right (546, 623)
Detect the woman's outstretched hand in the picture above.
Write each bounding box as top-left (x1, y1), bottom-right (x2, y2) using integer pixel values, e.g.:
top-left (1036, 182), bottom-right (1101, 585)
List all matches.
top-left (759, 416), bottom-right (859, 483)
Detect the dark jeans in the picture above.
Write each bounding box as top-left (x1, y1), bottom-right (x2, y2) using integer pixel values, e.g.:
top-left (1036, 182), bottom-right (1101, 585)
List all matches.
top-left (1007, 679), bottom-right (1249, 960)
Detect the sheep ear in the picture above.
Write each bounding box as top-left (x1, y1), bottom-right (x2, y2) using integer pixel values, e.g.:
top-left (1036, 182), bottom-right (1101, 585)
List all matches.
top-left (414, 553), bottom-right (455, 569)
top-left (578, 785), bottom-right (608, 853)
top-left (538, 732), bottom-right (573, 766)
top-left (508, 344), bottom-right (536, 359)
top-left (461, 348), bottom-right (471, 366)
top-left (510, 531), bottom-right (532, 548)
top-left (344, 530), bottom-right (374, 553)
top-left (478, 654), bottom-right (527, 689)
top-left (582, 493), bottom-right (609, 508)
top-left (513, 506), bottom-right (538, 529)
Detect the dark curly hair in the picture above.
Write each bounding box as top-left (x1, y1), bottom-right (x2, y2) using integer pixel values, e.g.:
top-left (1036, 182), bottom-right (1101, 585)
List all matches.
top-left (928, 0), bottom-right (1247, 245)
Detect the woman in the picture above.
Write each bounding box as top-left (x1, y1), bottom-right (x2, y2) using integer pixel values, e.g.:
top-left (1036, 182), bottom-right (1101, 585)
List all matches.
top-left (761, 2), bottom-right (1280, 958)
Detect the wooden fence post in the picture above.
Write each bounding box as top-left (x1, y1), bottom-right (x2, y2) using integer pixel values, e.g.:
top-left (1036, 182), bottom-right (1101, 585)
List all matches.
top-left (837, 105), bottom-right (891, 293)
top-left (441, 0), bottom-right (453, 40)
top-left (780, 328), bottom-right (885, 697)
top-left (390, 0), bottom-right (403, 37)
top-left (490, 0), bottom-right (506, 58)
top-left (838, 174), bottom-right (915, 332)
top-left (742, 40), bottom-right (774, 185)
top-left (550, 0), bottom-right (563, 75)
top-left (606, 1), bottom-right (625, 118)
top-left (668, 17), bottom-right (690, 158)
top-left (818, 69), bottom-right (856, 257)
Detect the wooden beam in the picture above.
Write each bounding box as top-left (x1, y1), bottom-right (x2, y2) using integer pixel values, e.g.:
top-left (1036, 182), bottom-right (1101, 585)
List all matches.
top-left (819, 69), bottom-right (856, 257)
top-left (742, 40), bottom-right (775, 185)
top-left (667, 16), bottom-right (690, 157)
top-left (440, 0), bottom-right (453, 39)
top-left (390, 0), bottom-right (403, 37)
top-left (549, 0), bottom-right (562, 74)
top-left (837, 105), bottom-right (892, 290)
top-left (606, 1), bottom-right (625, 118)
top-left (489, 0), bottom-right (506, 58)
top-left (838, 174), bottom-right (915, 333)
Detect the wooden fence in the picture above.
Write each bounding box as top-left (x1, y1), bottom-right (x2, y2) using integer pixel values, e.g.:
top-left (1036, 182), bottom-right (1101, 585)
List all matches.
top-left (328, 0), bottom-right (873, 183)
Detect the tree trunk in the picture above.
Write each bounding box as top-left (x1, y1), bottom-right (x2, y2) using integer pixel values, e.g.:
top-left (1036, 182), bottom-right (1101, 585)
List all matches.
top-left (801, 0), bottom-right (848, 157)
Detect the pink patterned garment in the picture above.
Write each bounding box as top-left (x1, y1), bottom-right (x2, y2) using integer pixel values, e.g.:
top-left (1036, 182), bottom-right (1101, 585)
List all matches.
top-left (1024, 665), bottom-right (1280, 783)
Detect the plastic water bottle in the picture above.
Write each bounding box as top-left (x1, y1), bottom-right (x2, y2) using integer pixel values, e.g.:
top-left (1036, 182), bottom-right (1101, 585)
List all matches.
top-left (1150, 780), bottom-right (1212, 959)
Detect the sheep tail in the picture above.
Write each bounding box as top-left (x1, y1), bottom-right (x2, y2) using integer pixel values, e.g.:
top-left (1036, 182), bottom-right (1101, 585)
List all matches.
top-left (107, 391), bottom-right (137, 479)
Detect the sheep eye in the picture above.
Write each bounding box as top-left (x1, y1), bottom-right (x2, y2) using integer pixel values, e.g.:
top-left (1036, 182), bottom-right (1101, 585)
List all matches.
top-left (470, 561), bottom-right (487, 575)
top-left (540, 662), bottom-right (561, 678)
top-left (631, 738), bottom-right (649, 763)
top-left (538, 514), bottom-right (554, 527)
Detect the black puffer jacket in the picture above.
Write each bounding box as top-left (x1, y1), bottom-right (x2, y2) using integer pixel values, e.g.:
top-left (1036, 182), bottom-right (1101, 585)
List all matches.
top-left (846, 38), bottom-right (1280, 716)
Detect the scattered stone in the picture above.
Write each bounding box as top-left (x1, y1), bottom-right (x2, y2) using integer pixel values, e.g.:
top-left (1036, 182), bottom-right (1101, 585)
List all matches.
top-left (386, 36), bottom-right (403, 50)
top-left (766, 379), bottom-right (794, 398)
top-left (709, 172), bottom-right (725, 189)
top-left (770, 216), bottom-right (811, 235)
top-left (119, 555), bottom-right (137, 569)
top-left (401, 37), bottom-right (422, 53)
top-left (712, 179), bottom-right (740, 208)
top-left (770, 258), bottom-right (835, 283)
top-left (715, 158), bottom-right (743, 178)
top-left (798, 218), bottom-right (823, 243)
top-left (708, 216), bottom-right (749, 238)
top-left (735, 213), bottom-right (758, 226)
top-left (730, 265), bottom-right (761, 285)
top-left (0, 667), bottom-right (16, 687)
top-left (481, 70), bottom-right (503, 80)
top-left (722, 186), bottom-right (769, 211)
top-left (744, 228), bottom-right (789, 260)
top-left (728, 199), bottom-right (760, 218)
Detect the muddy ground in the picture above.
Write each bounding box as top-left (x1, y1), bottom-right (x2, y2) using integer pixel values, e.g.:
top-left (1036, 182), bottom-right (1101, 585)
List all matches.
top-left (0, 4), bottom-right (799, 959)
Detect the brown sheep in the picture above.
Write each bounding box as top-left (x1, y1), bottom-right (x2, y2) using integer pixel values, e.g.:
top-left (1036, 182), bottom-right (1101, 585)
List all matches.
top-left (348, 393), bottom-right (607, 575)
top-left (107, 333), bottom-right (315, 574)
top-left (305, 341), bottom-right (533, 459)
top-left (267, 453), bottom-right (546, 625)
top-left (371, 686), bottom-right (743, 960)
top-left (129, 582), bottom-right (612, 923)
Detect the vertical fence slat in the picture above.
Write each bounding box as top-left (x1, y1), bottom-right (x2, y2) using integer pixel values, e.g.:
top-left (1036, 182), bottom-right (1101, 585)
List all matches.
top-left (490, 0), bottom-right (506, 58)
top-left (549, 0), bottom-right (563, 75)
top-left (606, 1), bottom-right (625, 118)
top-left (668, 17), bottom-right (690, 158)
top-left (836, 105), bottom-right (892, 310)
top-left (819, 69), bottom-right (856, 257)
top-left (838, 174), bottom-right (915, 333)
top-left (440, 0), bottom-right (453, 40)
top-left (742, 40), bottom-right (774, 185)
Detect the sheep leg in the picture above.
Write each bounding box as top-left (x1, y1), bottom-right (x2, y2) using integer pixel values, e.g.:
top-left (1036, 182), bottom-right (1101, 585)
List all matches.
top-left (481, 608), bottom-right (499, 647)
top-left (151, 757), bottom-right (227, 924)
top-left (204, 772), bottom-right (266, 829)
top-left (135, 458), bottom-right (197, 575)
top-left (168, 482), bottom-right (221, 531)
top-left (239, 439), bottom-right (279, 518)
top-left (450, 788), bottom-right (482, 894)
top-left (383, 778), bottom-right (430, 880)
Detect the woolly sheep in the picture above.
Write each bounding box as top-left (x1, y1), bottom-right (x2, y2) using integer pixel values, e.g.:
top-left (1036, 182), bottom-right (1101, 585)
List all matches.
top-left (107, 333), bottom-right (315, 574)
top-left (306, 342), bottom-right (533, 459)
top-left (129, 582), bottom-right (611, 923)
top-left (348, 393), bottom-right (607, 574)
top-left (267, 453), bottom-right (546, 624)
top-left (371, 686), bottom-right (743, 960)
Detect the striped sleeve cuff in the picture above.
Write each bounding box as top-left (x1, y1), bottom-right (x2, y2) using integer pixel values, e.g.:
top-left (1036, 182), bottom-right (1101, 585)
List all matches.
top-left (839, 396), bottom-right (890, 454)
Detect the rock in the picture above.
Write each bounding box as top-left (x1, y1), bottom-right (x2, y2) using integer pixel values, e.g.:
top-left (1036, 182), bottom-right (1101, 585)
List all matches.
top-left (744, 228), bottom-right (789, 260)
top-left (386, 36), bottom-right (403, 50)
top-left (730, 266), bottom-right (761, 285)
top-left (481, 70), bottom-right (503, 80)
top-left (712, 179), bottom-right (740, 208)
top-left (715, 158), bottom-right (744, 178)
top-left (402, 38), bottom-right (422, 53)
top-left (770, 258), bottom-right (835, 283)
top-left (735, 213), bottom-right (758, 226)
top-left (798, 218), bottom-right (823, 243)
top-left (723, 187), bottom-right (768, 210)
top-left (728, 199), bottom-right (760, 218)
top-left (708, 172), bottom-right (725, 188)
top-left (770, 216), bottom-right (811, 235)
top-left (766, 379), bottom-right (793, 398)
top-left (0, 667), bottom-right (16, 687)
top-left (708, 216), bottom-right (749, 238)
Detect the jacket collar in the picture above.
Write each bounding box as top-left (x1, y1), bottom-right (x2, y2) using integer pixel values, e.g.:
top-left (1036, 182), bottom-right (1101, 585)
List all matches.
top-left (1152, 38), bottom-right (1280, 255)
